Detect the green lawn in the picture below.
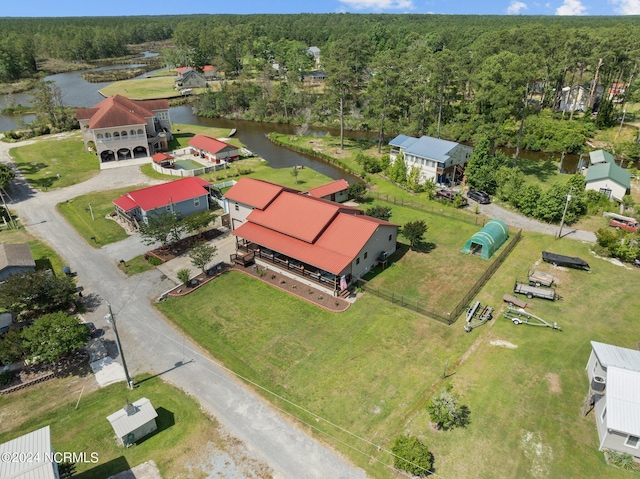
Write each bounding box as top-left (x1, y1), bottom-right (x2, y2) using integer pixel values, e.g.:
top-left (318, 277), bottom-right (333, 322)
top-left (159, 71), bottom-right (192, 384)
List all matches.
top-left (156, 232), bottom-right (640, 478)
top-left (10, 132), bottom-right (99, 190)
top-left (362, 201), bottom-right (501, 313)
top-left (169, 123), bottom-right (242, 150)
top-left (0, 228), bottom-right (66, 273)
top-left (99, 77), bottom-right (187, 100)
top-left (57, 186), bottom-right (147, 248)
top-left (117, 254), bottom-right (156, 276)
top-left (0, 373), bottom-right (230, 478)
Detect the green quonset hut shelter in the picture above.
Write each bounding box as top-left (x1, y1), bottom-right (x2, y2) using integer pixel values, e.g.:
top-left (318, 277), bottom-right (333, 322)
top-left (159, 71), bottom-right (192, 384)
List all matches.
top-left (461, 219), bottom-right (508, 259)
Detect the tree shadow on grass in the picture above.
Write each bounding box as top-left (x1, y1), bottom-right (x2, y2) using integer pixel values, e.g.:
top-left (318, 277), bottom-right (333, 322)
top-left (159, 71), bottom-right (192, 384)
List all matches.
top-left (34, 258), bottom-right (53, 271)
top-left (412, 241), bottom-right (437, 254)
top-left (518, 157), bottom-right (558, 182)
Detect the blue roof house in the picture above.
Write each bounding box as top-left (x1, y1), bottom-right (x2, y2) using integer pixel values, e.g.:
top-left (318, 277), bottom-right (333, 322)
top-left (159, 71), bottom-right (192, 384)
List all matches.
top-left (389, 135), bottom-right (473, 185)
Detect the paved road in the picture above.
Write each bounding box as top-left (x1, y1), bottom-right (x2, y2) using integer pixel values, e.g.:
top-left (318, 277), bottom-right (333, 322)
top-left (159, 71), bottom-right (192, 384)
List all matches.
top-left (0, 138), bottom-right (369, 479)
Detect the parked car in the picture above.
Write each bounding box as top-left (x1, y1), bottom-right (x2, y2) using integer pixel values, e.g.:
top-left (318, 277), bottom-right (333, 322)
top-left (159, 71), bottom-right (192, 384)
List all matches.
top-left (467, 190), bottom-right (491, 204)
top-left (83, 322), bottom-right (96, 337)
top-left (435, 189), bottom-right (468, 206)
top-left (609, 217), bottom-right (639, 233)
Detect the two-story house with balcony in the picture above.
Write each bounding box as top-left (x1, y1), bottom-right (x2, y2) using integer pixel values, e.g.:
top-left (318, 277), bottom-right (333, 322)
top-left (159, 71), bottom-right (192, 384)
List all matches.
top-left (389, 135), bottom-right (473, 186)
top-left (76, 94), bottom-right (172, 163)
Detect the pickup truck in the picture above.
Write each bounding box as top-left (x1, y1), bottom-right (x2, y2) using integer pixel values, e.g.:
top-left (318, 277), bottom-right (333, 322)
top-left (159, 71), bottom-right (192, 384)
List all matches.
top-left (609, 217), bottom-right (640, 233)
top-left (514, 281), bottom-right (556, 301)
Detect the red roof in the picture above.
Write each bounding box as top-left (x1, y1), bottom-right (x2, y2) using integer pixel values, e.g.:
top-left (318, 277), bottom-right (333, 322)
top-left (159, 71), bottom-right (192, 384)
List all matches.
top-left (177, 67), bottom-right (192, 74)
top-left (113, 177), bottom-right (210, 212)
top-left (224, 177), bottom-right (295, 210)
top-left (76, 95), bottom-right (169, 129)
top-left (203, 65), bottom-right (214, 72)
top-left (306, 179), bottom-right (349, 198)
top-left (188, 135), bottom-right (235, 155)
top-left (152, 152), bottom-right (174, 163)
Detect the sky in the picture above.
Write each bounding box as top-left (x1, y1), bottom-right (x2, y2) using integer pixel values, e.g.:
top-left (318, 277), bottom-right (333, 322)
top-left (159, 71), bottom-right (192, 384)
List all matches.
top-left (3, 0), bottom-right (640, 16)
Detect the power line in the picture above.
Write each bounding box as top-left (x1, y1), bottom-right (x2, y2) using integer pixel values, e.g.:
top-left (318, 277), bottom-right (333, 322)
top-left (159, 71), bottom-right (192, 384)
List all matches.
top-left (118, 306), bottom-right (447, 479)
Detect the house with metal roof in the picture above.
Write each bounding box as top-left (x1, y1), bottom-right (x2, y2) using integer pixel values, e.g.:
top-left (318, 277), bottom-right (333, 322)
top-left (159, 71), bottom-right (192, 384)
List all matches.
top-left (584, 151), bottom-right (630, 202)
top-left (107, 397), bottom-right (158, 446)
top-left (224, 178), bottom-right (397, 294)
top-left (586, 341), bottom-right (640, 460)
top-left (389, 135), bottom-right (473, 186)
top-left (0, 425), bottom-right (59, 479)
top-left (0, 243), bottom-right (36, 281)
top-left (113, 177), bottom-right (211, 229)
top-left (188, 135), bottom-right (239, 163)
top-left (76, 95), bottom-right (172, 163)
top-left (174, 68), bottom-right (207, 88)
top-left (305, 179), bottom-right (349, 203)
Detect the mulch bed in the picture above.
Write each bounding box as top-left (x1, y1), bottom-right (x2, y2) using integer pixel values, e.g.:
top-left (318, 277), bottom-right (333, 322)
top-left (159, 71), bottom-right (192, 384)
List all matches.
top-left (166, 263), bottom-right (232, 297)
top-left (148, 228), bottom-right (225, 263)
top-left (233, 264), bottom-right (351, 313)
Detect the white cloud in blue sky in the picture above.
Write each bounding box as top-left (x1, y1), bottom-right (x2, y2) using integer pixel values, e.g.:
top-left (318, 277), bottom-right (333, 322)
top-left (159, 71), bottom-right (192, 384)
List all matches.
top-left (338, 0), bottom-right (415, 10)
top-left (610, 0), bottom-right (640, 14)
top-left (507, 1), bottom-right (529, 14)
top-left (556, 0), bottom-right (588, 15)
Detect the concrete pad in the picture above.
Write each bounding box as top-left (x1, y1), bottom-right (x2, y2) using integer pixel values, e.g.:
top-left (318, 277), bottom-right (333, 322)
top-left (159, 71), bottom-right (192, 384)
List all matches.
top-left (100, 157), bottom-right (152, 170)
top-left (90, 357), bottom-right (126, 387)
top-left (107, 460), bottom-right (162, 479)
top-left (86, 338), bottom-right (109, 362)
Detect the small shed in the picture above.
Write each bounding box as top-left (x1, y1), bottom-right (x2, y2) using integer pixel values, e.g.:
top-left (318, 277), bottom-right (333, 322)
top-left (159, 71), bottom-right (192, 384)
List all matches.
top-left (107, 397), bottom-right (158, 446)
top-left (0, 244), bottom-right (36, 281)
top-left (461, 219), bottom-right (508, 259)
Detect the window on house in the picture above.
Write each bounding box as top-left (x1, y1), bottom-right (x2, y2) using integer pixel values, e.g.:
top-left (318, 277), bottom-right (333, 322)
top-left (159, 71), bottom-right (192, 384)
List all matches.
top-left (166, 205), bottom-right (172, 212)
top-left (356, 257), bottom-right (360, 265)
top-left (235, 203), bottom-right (239, 211)
top-left (364, 252), bottom-right (368, 259)
top-left (389, 234), bottom-right (392, 241)
top-left (194, 198), bottom-right (200, 208)
top-left (97, 133), bottom-right (103, 140)
top-left (601, 407), bottom-right (606, 423)
top-left (105, 133), bottom-right (111, 140)
top-left (130, 130), bottom-right (136, 137)
top-left (114, 132), bottom-right (120, 140)
top-left (599, 188), bottom-right (612, 198)
top-left (625, 435), bottom-right (640, 448)
top-left (137, 129), bottom-right (144, 136)
top-left (121, 131), bottom-right (127, 139)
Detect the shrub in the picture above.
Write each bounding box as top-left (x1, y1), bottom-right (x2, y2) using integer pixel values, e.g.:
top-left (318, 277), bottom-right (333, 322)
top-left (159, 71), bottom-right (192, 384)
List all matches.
top-left (426, 384), bottom-right (471, 430)
top-left (0, 370), bottom-right (14, 387)
top-left (391, 435), bottom-right (433, 476)
top-left (177, 269), bottom-right (190, 286)
top-left (147, 256), bottom-right (163, 266)
top-left (605, 450), bottom-right (635, 470)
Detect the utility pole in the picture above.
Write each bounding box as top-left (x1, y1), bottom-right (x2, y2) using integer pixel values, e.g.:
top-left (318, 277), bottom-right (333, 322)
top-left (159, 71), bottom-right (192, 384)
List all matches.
top-left (105, 302), bottom-right (134, 389)
top-left (558, 188), bottom-right (573, 239)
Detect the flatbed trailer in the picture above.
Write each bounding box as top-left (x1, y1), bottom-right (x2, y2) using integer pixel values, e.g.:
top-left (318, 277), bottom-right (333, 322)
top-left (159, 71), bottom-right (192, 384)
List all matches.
top-left (503, 307), bottom-right (562, 331)
top-left (464, 301), bottom-right (494, 332)
top-left (514, 281), bottom-right (556, 300)
top-left (528, 270), bottom-right (554, 287)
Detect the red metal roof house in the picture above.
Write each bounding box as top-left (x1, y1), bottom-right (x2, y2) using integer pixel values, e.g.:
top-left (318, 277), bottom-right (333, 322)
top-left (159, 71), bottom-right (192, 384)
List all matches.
top-left (188, 135), bottom-right (239, 163)
top-left (306, 179), bottom-right (349, 203)
top-left (224, 178), bottom-right (397, 292)
top-left (113, 177), bottom-right (211, 228)
top-left (76, 94), bottom-right (172, 163)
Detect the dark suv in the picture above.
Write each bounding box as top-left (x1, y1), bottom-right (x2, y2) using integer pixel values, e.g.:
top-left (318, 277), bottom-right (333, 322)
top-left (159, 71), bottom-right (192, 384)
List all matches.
top-left (467, 190), bottom-right (490, 204)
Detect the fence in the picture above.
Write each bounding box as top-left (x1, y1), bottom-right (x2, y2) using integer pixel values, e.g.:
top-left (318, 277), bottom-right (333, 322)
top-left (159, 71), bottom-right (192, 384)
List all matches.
top-left (152, 161), bottom-right (228, 177)
top-left (354, 229), bottom-right (522, 324)
top-left (367, 192), bottom-right (486, 226)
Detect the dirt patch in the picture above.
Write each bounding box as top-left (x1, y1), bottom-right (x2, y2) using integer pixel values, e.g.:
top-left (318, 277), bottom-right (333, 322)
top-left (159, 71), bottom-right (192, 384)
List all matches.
top-left (489, 339), bottom-right (518, 349)
top-left (520, 430), bottom-right (553, 478)
top-left (545, 372), bottom-right (562, 393)
top-left (234, 265), bottom-right (350, 312)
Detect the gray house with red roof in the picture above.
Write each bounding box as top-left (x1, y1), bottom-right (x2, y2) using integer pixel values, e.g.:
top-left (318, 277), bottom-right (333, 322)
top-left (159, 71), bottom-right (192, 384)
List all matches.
top-left (76, 94), bottom-right (172, 163)
top-left (113, 177), bottom-right (210, 229)
top-left (224, 178), bottom-right (397, 292)
top-left (188, 135), bottom-right (239, 163)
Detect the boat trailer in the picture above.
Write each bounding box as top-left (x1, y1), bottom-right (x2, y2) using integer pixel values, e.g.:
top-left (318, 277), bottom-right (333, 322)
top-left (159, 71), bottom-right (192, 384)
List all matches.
top-left (503, 307), bottom-right (562, 331)
top-left (464, 301), bottom-right (494, 332)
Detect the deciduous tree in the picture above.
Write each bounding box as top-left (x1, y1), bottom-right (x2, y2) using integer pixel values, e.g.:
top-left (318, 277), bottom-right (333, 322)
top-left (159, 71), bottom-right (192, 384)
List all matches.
top-left (391, 435), bottom-right (433, 476)
top-left (21, 312), bottom-right (87, 365)
top-left (189, 243), bottom-right (217, 274)
top-left (426, 384), bottom-right (471, 430)
top-left (403, 220), bottom-right (428, 249)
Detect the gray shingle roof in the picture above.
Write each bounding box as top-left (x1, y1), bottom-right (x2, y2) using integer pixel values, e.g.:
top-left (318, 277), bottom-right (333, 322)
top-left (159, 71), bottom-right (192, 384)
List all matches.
top-left (0, 244), bottom-right (36, 270)
top-left (0, 425), bottom-right (57, 479)
top-left (389, 135), bottom-right (462, 164)
top-left (107, 397), bottom-right (158, 438)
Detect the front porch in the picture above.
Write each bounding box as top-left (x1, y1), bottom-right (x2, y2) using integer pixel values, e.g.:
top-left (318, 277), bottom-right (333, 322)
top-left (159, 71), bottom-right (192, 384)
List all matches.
top-left (231, 239), bottom-right (351, 296)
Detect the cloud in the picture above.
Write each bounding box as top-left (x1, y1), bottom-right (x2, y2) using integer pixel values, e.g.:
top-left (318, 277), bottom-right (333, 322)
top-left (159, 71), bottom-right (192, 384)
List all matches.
top-left (610, 0), bottom-right (640, 14)
top-left (555, 0), bottom-right (587, 14)
top-left (338, 0), bottom-right (415, 10)
top-left (507, 1), bottom-right (528, 14)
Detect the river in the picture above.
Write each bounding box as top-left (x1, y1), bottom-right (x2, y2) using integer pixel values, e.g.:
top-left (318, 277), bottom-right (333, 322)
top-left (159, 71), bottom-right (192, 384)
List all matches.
top-left (0, 58), bottom-right (582, 177)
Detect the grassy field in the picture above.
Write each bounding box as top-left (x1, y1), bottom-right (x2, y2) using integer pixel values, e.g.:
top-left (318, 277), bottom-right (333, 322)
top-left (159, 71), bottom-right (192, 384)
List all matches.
top-left (99, 76), bottom-right (187, 100)
top-left (117, 254), bottom-right (156, 276)
top-left (10, 132), bottom-right (99, 190)
top-left (0, 373), bottom-right (235, 479)
top-left (0, 227), bottom-right (66, 273)
top-left (155, 231), bottom-right (640, 478)
top-left (362, 200), bottom-right (498, 313)
top-left (57, 186), bottom-right (148, 248)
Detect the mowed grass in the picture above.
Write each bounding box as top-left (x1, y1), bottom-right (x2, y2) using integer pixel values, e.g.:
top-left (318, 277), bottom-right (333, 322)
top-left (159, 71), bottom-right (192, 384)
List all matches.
top-left (0, 227), bottom-right (66, 273)
top-left (0, 373), bottom-right (229, 479)
top-left (363, 201), bottom-right (498, 313)
top-left (156, 271), bottom-right (476, 478)
top-left (10, 132), bottom-right (99, 190)
top-left (99, 76), bottom-right (187, 100)
top-left (57, 186), bottom-right (148, 247)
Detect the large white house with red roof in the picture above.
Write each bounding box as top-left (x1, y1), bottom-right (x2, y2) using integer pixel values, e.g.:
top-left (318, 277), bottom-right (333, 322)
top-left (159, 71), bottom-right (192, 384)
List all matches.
top-left (76, 94), bottom-right (172, 163)
top-left (224, 178), bottom-right (397, 293)
top-left (188, 134), bottom-right (239, 163)
top-left (113, 177), bottom-right (210, 228)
